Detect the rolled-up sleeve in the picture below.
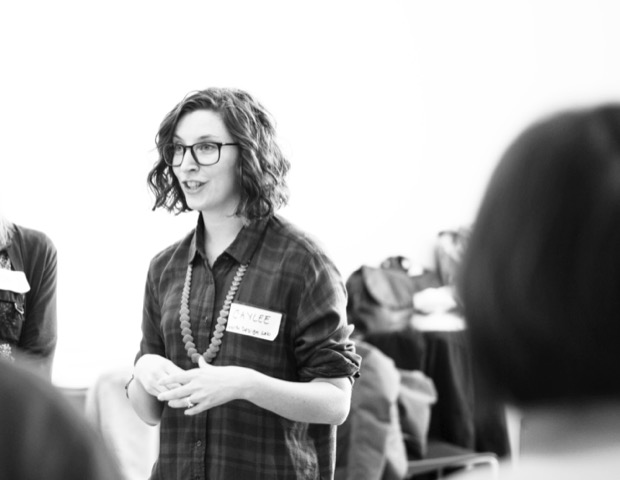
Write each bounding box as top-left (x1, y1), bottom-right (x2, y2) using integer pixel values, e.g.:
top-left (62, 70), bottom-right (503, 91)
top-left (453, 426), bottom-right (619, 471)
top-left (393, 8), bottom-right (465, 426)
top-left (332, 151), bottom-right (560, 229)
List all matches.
top-left (293, 252), bottom-right (361, 381)
top-left (136, 260), bottom-right (166, 362)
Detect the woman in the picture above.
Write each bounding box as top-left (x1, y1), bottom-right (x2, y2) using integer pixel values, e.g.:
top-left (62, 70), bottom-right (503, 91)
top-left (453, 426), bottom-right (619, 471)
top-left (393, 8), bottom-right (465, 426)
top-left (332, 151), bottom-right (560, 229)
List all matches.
top-left (127, 88), bottom-right (361, 479)
top-left (456, 104), bottom-right (620, 479)
top-left (0, 215), bottom-right (57, 379)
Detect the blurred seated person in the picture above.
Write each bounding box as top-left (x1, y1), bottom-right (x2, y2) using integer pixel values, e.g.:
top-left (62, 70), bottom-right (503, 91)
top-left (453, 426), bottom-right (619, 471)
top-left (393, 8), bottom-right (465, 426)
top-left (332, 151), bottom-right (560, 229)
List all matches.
top-left (0, 215), bottom-right (57, 379)
top-left (335, 341), bottom-right (407, 480)
top-left (336, 338), bottom-right (436, 480)
top-left (455, 104), bottom-right (620, 479)
top-left (0, 356), bottom-right (123, 479)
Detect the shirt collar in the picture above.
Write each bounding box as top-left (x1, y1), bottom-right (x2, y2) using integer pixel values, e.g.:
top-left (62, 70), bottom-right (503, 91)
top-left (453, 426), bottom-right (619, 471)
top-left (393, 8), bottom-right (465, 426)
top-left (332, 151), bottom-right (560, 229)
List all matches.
top-left (187, 214), bottom-right (270, 266)
top-left (187, 215), bottom-right (205, 264)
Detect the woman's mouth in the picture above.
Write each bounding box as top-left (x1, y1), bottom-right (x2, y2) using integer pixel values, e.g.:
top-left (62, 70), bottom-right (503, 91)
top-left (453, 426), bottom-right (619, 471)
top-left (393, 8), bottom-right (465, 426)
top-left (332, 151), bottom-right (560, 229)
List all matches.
top-left (182, 180), bottom-right (205, 192)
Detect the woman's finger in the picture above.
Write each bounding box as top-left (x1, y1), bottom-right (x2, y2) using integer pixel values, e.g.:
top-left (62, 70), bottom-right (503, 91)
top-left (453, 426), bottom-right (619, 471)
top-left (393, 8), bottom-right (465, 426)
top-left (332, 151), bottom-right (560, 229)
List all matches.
top-left (157, 384), bottom-right (191, 402)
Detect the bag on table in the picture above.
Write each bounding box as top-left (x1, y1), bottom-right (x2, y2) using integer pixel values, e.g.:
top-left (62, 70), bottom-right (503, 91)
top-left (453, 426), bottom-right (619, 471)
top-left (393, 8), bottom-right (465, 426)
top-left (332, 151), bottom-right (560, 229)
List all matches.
top-left (346, 258), bottom-right (441, 335)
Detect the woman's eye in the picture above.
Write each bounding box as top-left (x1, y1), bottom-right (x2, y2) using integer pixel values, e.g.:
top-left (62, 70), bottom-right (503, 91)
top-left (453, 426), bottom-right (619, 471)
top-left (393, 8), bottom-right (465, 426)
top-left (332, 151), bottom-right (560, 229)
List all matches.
top-left (196, 143), bottom-right (217, 153)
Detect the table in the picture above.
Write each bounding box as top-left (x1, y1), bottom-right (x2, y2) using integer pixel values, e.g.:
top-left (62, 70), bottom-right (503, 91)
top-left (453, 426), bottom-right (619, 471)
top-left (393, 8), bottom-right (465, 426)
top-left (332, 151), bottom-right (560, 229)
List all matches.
top-left (364, 326), bottom-right (510, 457)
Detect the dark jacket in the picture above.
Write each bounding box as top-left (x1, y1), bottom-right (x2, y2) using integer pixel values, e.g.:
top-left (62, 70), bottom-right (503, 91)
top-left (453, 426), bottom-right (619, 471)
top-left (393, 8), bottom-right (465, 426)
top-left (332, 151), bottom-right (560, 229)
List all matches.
top-left (2, 224), bottom-right (57, 379)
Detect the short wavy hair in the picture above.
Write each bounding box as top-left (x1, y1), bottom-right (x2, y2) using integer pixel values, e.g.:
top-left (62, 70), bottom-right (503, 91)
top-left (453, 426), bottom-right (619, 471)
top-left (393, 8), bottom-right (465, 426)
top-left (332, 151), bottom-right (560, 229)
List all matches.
top-left (147, 88), bottom-right (290, 220)
top-left (459, 104), bottom-right (620, 407)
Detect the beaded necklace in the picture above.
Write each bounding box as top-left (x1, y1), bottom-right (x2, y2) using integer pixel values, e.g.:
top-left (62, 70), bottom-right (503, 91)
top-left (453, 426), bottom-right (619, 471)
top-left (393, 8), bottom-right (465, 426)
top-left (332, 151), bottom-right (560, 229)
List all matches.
top-left (180, 262), bottom-right (248, 364)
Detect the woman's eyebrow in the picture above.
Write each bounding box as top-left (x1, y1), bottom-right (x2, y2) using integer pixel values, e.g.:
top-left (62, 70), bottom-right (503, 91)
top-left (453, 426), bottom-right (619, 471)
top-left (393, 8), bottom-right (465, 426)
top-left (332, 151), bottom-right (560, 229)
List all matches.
top-left (172, 134), bottom-right (219, 142)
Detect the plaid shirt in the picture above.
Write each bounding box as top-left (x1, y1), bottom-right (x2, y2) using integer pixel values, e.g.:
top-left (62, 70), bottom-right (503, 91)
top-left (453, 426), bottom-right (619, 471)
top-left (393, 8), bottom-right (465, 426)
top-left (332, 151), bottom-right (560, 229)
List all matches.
top-left (138, 214), bottom-right (361, 480)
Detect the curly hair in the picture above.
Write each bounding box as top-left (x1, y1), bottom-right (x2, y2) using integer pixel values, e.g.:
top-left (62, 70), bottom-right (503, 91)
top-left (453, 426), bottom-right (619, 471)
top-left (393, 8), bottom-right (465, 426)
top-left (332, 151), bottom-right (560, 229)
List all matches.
top-left (147, 88), bottom-right (290, 220)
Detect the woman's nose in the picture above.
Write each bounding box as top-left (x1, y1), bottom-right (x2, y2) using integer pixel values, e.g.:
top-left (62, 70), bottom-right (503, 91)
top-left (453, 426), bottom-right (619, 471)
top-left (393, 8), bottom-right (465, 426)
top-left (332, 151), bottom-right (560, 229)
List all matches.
top-left (179, 148), bottom-right (198, 170)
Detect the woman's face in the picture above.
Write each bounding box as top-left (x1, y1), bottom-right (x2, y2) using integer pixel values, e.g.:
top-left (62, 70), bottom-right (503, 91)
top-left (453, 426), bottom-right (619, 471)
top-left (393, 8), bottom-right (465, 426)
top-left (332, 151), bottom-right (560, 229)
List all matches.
top-left (172, 109), bottom-right (241, 216)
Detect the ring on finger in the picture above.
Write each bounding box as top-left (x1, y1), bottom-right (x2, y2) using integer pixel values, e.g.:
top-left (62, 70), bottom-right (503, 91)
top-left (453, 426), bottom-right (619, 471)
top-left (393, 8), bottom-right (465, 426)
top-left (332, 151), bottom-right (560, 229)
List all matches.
top-left (186, 397), bottom-right (194, 409)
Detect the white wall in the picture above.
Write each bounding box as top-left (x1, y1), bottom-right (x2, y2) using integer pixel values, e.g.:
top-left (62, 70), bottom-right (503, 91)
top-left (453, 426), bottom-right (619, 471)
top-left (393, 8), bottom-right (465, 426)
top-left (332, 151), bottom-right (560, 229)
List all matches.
top-left (1, 0), bottom-right (619, 387)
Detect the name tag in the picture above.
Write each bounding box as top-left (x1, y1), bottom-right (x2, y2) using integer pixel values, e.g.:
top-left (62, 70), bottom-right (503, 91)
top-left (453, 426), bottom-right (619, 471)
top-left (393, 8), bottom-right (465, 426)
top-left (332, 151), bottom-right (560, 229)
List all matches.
top-left (0, 270), bottom-right (30, 294)
top-left (226, 303), bottom-right (282, 341)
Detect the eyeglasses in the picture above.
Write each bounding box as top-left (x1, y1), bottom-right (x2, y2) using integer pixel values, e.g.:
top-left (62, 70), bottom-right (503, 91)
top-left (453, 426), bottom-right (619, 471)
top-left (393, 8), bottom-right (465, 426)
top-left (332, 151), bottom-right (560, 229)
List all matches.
top-left (162, 142), bottom-right (240, 167)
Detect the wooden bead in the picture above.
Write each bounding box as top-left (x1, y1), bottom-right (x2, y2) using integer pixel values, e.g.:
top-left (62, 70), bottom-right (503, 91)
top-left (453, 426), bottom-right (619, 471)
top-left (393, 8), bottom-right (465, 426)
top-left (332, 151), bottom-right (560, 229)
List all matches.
top-left (179, 263), bottom-right (248, 364)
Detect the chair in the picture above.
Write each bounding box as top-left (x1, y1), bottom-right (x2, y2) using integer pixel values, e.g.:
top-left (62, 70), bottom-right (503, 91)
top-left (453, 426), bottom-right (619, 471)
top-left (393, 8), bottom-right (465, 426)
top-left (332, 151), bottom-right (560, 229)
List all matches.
top-left (58, 386), bottom-right (89, 412)
top-left (406, 440), bottom-right (499, 479)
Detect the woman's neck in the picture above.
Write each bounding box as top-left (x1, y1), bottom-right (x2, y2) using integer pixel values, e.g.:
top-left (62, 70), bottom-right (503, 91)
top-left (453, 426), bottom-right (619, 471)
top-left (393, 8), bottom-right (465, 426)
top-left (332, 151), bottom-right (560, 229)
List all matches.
top-left (200, 211), bottom-right (246, 266)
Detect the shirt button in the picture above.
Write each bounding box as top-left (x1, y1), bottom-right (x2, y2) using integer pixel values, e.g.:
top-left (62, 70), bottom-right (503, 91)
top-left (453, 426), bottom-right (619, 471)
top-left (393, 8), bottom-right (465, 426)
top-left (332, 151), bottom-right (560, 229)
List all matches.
top-left (196, 441), bottom-right (202, 447)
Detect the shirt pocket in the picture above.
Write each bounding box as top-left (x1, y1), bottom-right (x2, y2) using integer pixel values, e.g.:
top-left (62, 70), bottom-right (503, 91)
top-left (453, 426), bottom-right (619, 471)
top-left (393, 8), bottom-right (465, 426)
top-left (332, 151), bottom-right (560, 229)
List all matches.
top-left (0, 289), bottom-right (25, 343)
top-left (223, 315), bottom-right (293, 377)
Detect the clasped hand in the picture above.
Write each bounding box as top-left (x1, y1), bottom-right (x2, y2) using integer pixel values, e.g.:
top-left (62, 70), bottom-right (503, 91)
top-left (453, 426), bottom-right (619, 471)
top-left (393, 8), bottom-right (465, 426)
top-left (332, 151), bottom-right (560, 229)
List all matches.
top-left (156, 356), bottom-right (249, 415)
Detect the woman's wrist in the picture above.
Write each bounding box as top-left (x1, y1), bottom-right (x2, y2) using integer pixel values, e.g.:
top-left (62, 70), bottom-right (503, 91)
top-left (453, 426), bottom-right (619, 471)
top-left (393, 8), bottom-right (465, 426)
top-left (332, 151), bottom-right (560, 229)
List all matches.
top-left (124, 374), bottom-right (135, 399)
top-left (237, 367), bottom-right (260, 402)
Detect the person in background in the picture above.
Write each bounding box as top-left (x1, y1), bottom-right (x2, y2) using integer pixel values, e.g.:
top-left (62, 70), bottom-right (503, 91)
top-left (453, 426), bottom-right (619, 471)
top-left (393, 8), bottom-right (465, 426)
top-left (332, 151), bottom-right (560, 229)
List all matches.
top-left (0, 357), bottom-right (123, 480)
top-left (127, 87), bottom-right (361, 479)
top-left (0, 215), bottom-right (57, 379)
top-left (456, 104), bottom-right (620, 479)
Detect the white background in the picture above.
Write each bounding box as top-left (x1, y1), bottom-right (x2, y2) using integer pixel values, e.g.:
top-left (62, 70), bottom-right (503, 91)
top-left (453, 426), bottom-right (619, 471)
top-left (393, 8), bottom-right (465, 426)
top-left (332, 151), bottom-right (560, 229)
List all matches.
top-left (1, 0), bottom-right (618, 386)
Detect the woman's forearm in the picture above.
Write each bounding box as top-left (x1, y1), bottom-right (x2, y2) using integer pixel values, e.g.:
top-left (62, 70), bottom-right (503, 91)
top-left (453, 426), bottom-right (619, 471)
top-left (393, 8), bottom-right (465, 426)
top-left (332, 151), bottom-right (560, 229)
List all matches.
top-left (242, 373), bottom-right (352, 425)
top-left (128, 375), bottom-right (164, 426)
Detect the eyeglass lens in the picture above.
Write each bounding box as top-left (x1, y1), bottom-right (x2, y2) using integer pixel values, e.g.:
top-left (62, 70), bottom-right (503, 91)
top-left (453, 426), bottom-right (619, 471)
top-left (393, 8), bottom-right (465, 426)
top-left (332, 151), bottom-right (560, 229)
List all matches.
top-left (164, 143), bottom-right (220, 166)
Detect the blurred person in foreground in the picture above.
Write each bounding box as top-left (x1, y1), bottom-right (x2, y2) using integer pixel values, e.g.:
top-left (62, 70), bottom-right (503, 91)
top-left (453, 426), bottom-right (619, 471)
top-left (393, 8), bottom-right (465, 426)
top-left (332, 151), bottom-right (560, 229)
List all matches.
top-left (127, 87), bottom-right (361, 479)
top-left (0, 356), bottom-right (123, 479)
top-left (454, 104), bottom-right (620, 479)
top-left (0, 215), bottom-right (57, 379)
